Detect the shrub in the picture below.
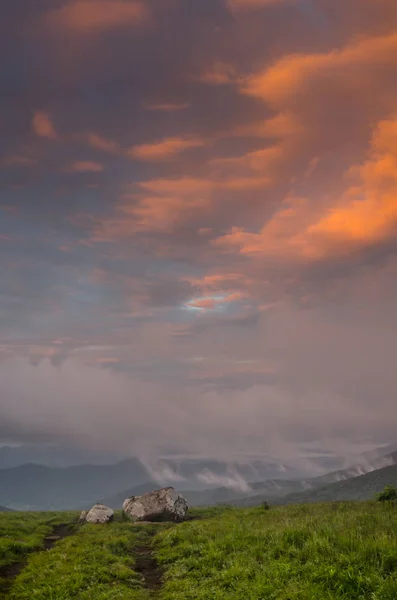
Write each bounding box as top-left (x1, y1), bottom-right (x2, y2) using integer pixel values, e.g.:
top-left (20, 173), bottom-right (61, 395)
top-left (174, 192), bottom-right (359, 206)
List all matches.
top-left (376, 485), bottom-right (397, 502)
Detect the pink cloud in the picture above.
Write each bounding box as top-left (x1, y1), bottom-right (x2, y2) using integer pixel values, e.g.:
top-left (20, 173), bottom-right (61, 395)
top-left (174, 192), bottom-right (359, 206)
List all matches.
top-left (128, 137), bottom-right (206, 161)
top-left (32, 111), bottom-right (57, 139)
top-left (68, 161), bottom-right (104, 173)
top-left (45, 0), bottom-right (149, 33)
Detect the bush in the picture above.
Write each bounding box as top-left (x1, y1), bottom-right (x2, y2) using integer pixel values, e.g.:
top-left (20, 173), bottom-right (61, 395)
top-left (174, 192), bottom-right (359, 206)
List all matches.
top-left (261, 501), bottom-right (271, 510)
top-left (376, 485), bottom-right (397, 502)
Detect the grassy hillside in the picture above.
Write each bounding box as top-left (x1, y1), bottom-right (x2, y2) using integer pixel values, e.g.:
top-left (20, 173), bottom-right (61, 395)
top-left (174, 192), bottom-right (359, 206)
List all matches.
top-left (2, 501), bottom-right (397, 598)
top-left (156, 502), bottom-right (397, 599)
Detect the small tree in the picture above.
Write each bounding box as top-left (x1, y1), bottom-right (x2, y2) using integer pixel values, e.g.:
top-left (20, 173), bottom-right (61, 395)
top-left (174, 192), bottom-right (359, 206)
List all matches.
top-left (261, 501), bottom-right (271, 510)
top-left (376, 485), bottom-right (397, 502)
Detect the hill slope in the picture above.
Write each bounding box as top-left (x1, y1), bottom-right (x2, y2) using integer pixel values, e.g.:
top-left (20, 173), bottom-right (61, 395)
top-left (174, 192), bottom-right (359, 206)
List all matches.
top-left (237, 464), bottom-right (397, 506)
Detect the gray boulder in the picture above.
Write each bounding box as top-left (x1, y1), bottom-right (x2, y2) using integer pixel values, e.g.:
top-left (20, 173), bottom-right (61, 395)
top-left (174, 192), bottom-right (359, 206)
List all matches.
top-left (123, 487), bottom-right (188, 522)
top-left (85, 504), bottom-right (114, 524)
top-left (79, 510), bottom-right (89, 523)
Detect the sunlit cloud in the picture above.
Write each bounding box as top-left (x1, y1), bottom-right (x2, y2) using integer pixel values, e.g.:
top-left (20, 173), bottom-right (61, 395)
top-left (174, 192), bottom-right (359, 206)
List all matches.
top-left (145, 103), bottom-right (190, 112)
top-left (45, 0), bottom-right (149, 33)
top-left (184, 292), bottom-right (247, 312)
top-left (228, 0), bottom-right (294, 11)
top-left (81, 133), bottom-right (121, 155)
top-left (2, 0), bottom-right (397, 461)
top-left (32, 111), bottom-right (57, 139)
top-left (68, 161), bottom-right (104, 172)
top-left (127, 137), bottom-right (207, 161)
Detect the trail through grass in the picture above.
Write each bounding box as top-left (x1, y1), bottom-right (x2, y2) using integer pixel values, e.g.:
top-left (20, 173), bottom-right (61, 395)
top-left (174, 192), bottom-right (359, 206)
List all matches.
top-left (8, 521), bottom-right (160, 600)
top-left (0, 511), bottom-right (77, 598)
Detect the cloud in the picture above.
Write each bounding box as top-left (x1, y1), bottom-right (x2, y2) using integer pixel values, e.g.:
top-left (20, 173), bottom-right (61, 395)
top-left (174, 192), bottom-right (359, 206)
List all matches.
top-left (186, 292), bottom-right (246, 310)
top-left (45, 0), bottom-right (149, 33)
top-left (0, 156), bottom-right (36, 168)
top-left (214, 116), bottom-right (397, 261)
top-left (145, 103), bottom-right (190, 112)
top-left (93, 174), bottom-right (273, 238)
top-left (82, 133), bottom-right (121, 155)
top-left (197, 62), bottom-right (239, 85)
top-left (32, 112), bottom-right (57, 139)
top-left (68, 161), bottom-right (104, 172)
top-left (304, 117), bottom-right (397, 257)
top-left (242, 32), bottom-right (397, 108)
top-left (2, 0), bottom-right (397, 464)
top-left (228, 0), bottom-right (293, 12)
top-left (127, 137), bottom-right (207, 161)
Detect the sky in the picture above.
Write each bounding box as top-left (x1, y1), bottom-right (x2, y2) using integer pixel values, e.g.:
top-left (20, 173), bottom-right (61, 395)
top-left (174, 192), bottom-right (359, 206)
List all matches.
top-left (1, 0), bottom-right (397, 465)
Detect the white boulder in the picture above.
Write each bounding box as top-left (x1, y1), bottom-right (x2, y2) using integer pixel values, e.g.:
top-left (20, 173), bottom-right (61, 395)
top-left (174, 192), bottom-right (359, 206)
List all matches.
top-left (85, 504), bottom-right (114, 524)
top-left (123, 487), bottom-right (188, 522)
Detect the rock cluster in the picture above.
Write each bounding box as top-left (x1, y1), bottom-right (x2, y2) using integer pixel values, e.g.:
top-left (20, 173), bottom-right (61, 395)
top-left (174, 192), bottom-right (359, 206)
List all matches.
top-left (81, 487), bottom-right (188, 525)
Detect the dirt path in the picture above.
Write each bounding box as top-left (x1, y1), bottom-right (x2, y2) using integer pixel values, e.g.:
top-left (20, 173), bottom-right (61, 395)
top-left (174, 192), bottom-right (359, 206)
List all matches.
top-left (0, 522), bottom-right (75, 598)
top-left (133, 529), bottom-right (163, 596)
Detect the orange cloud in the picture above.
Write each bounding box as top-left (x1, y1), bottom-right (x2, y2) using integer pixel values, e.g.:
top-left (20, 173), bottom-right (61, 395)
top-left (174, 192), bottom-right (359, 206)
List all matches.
top-left (210, 145), bottom-right (285, 189)
top-left (32, 111), bottom-right (57, 139)
top-left (187, 292), bottom-right (246, 310)
top-left (228, 0), bottom-right (293, 11)
top-left (214, 116), bottom-right (397, 260)
top-left (242, 33), bottom-right (397, 108)
top-left (128, 137), bottom-right (206, 161)
top-left (197, 62), bottom-right (239, 85)
top-left (83, 133), bottom-right (120, 154)
top-left (46, 0), bottom-right (148, 33)
top-left (69, 161), bottom-right (104, 172)
top-left (93, 172), bottom-right (273, 239)
top-left (145, 103), bottom-right (190, 112)
top-left (304, 117), bottom-right (397, 257)
top-left (232, 111), bottom-right (303, 139)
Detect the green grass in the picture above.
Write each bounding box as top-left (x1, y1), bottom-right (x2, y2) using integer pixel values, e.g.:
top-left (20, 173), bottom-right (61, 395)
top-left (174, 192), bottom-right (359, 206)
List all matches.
top-left (0, 511), bottom-right (76, 569)
top-left (0, 511), bottom-right (77, 598)
top-left (155, 502), bottom-right (397, 600)
top-left (3, 501), bottom-right (397, 599)
top-left (8, 521), bottom-right (153, 600)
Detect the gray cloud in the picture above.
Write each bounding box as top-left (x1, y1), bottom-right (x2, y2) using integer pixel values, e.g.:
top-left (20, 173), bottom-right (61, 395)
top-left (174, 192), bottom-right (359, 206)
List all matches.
top-left (1, 0), bottom-right (397, 464)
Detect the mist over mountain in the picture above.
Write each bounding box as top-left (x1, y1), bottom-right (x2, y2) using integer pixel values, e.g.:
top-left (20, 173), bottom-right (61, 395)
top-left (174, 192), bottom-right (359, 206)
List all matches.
top-left (1, 444), bottom-right (396, 511)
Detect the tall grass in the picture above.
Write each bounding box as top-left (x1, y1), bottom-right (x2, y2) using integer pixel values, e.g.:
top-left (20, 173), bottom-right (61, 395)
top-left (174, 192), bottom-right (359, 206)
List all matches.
top-left (155, 502), bottom-right (397, 599)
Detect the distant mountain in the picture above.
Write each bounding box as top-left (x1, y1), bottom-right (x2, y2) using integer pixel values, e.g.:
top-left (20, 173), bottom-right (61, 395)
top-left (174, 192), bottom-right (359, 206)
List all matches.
top-left (99, 482), bottom-right (159, 508)
top-left (0, 444), bottom-right (125, 469)
top-left (0, 460), bottom-right (150, 511)
top-left (236, 461), bottom-right (397, 507)
top-left (0, 505), bottom-right (13, 512)
top-left (272, 464), bottom-right (397, 506)
top-left (2, 445), bottom-right (396, 511)
top-left (0, 456), bottom-right (306, 511)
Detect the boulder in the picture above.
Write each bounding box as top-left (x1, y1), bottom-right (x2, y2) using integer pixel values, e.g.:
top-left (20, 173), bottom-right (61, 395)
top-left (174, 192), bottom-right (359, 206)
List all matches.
top-left (85, 504), bottom-right (114, 524)
top-left (79, 509), bottom-right (89, 523)
top-left (123, 487), bottom-right (188, 522)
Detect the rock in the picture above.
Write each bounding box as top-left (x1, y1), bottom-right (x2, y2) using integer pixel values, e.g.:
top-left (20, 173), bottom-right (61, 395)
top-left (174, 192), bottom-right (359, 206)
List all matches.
top-left (85, 504), bottom-right (114, 524)
top-left (79, 510), bottom-right (88, 523)
top-left (123, 487), bottom-right (188, 522)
